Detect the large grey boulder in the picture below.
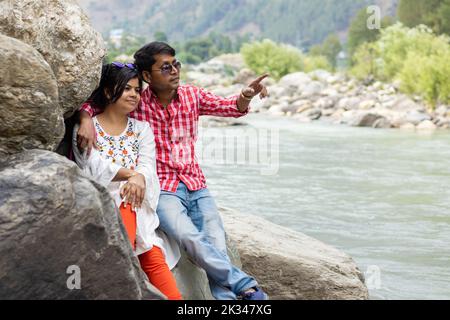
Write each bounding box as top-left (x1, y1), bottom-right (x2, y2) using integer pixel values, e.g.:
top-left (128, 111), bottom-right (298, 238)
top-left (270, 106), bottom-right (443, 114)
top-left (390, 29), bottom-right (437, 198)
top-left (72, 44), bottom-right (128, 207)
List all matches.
top-left (405, 110), bottom-right (432, 125)
top-left (208, 53), bottom-right (246, 71)
top-left (416, 120), bottom-right (437, 131)
top-left (220, 207), bottom-right (369, 300)
top-left (185, 71), bottom-right (223, 88)
top-left (0, 0), bottom-right (106, 116)
top-left (390, 95), bottom-right (425, 112)
top-left (172, 249), bottom-right (213, 300)
top-left (0, 149), bottom-right (245, 300)
top-left (0, 150), bottom-right (163, 299)
top-left (300, 81), bottom-right (323, 98)
top-left (308, 69), bottom-right (332, 83)
top-left (233, 68), bottom-right (256, 85)
top-left (172, 235), bottom-right (242, 300)
top-left (349, 111), bottom-right (389, 128)
top-left (0, 34), bottom-right (64, 156)
top-left (279, 72), bottom-right (311, 89)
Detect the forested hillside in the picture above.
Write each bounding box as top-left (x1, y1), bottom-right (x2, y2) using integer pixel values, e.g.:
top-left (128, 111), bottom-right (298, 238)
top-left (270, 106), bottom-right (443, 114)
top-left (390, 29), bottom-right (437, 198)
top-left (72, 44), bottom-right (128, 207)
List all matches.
top-left (77, 0), bottom-right (398, 48)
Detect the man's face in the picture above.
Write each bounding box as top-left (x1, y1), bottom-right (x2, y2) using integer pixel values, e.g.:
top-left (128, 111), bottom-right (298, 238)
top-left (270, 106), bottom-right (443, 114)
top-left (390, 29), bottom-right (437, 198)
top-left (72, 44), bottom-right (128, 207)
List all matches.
top-left (144, 54), bottom-right (180, 91)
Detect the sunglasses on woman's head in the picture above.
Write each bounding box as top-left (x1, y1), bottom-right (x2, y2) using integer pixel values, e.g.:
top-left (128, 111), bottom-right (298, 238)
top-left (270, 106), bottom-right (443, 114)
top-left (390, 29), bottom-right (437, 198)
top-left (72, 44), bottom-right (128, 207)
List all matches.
top-left (112, 61), bottom-right (137, 70)
top-left (152, 61), bottom-right (182, 75)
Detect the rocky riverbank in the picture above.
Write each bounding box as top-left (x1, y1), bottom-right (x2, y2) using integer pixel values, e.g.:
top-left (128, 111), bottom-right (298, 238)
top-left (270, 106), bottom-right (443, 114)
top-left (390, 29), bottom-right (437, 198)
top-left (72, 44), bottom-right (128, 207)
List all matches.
top-left (186, 55), bottom-right (450, 131)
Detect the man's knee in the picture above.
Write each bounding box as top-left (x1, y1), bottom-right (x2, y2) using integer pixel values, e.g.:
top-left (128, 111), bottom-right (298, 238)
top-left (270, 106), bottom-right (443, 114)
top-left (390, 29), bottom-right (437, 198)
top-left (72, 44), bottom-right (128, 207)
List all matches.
top-left (156, 196), bottom-right (185, 230)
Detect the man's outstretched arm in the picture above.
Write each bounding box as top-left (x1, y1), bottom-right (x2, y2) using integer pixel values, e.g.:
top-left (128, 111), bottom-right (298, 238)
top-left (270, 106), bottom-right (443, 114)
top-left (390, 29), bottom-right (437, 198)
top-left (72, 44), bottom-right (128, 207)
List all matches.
top-left (199, 73), bottom-right (269, 117)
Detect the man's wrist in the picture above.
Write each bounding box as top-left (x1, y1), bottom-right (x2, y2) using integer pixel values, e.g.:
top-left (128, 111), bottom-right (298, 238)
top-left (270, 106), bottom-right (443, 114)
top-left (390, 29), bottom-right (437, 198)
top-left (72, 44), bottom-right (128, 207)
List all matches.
top-left (240, 90), bottom-right (253, 101)
top-left (80, 110), bottom-right (93, 122)
top-left (237, 98), bottom-right (250, 114)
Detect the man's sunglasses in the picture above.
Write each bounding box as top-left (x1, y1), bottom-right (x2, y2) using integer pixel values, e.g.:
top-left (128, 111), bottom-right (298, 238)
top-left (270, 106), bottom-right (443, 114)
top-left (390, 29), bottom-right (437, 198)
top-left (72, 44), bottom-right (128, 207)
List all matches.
top-left (112, 61), bottom-right (137, 70)
top-left (152, 61), bottom-right (182, 75)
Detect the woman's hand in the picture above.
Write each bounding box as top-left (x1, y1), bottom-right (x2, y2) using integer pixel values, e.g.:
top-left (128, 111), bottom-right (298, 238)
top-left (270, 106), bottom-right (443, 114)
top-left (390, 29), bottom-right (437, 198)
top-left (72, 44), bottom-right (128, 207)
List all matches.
top-left (120, 172), bottom-right (146, 210)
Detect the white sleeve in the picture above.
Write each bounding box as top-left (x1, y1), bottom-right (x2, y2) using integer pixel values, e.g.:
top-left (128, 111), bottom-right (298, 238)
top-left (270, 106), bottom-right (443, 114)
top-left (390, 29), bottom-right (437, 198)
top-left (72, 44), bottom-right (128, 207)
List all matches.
top-left (135, 122), bottom-right (160, 211)
top-left (72, 124), bottom-right (122, 188)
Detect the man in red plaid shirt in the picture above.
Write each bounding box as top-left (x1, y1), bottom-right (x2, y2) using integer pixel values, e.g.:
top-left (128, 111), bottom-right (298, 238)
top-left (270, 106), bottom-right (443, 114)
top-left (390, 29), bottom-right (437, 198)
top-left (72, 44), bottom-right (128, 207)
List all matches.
top-left (77, 42), bottom-right (269, 300)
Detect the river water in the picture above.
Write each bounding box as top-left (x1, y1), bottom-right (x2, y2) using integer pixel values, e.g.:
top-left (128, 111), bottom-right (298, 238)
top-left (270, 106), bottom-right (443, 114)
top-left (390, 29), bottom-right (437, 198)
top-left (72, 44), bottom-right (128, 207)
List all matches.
top-left (197, 113), bottom-right (450, 300)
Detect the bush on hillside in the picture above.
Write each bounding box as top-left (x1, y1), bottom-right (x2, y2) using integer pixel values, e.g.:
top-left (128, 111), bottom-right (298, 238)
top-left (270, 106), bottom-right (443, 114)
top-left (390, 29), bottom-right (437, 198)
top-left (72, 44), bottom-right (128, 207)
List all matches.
top-left (303, 55), bottom-right (332, 73)
top-left (241, 39), bottom-right (332, 80)
top-left (399, 51), bottom-right (450, 105)
top-left (351, 23), bottom-right (450, 105)
top-left (241, 39), bottom-right (304, 80)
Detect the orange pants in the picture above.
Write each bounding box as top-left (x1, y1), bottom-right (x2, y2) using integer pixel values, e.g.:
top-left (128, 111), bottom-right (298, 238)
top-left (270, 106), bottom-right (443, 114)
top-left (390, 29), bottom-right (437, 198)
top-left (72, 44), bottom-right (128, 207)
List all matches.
top-left (120, 203), bottom-right (182, 300)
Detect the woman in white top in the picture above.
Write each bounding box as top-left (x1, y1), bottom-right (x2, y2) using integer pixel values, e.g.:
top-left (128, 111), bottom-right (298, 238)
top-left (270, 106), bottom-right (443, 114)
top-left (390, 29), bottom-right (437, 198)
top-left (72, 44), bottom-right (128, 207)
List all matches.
top-left (72, 62), bottom-right (181, 300)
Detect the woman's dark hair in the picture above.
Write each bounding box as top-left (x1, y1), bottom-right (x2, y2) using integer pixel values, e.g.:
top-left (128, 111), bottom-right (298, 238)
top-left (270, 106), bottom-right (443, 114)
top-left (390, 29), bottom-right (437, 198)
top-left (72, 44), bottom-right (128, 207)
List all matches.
top-left (88, 63), bottom-right (142, 110)
top-left (57, 63), bottom-right (141, 162)
top-left (133, 41), bottom-right (176, 77)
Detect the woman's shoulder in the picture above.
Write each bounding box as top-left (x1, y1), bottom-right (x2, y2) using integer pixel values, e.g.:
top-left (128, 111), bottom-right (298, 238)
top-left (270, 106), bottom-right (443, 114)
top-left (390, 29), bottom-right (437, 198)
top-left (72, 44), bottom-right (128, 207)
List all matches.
top-left (130, 117), bottom-right (151, 132)
top-left (91, 115), bottom-right (100, 130)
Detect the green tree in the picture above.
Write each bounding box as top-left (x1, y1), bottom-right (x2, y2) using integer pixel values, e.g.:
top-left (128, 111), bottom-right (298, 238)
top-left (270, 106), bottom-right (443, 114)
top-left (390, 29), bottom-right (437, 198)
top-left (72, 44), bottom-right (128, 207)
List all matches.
top-left (241, 39), bottom-right (304, 80)
top-left (182, 38), bottom-right (220, 63)
top-left (400, 51), bottom-right (450, 105)
top-left (309, 34), bottom-right (342, 69)
top-left (436, 0), bottom-right (450, 35)
top-left (351, 23), bottom-right (450, 106)
top-left (104, 33), bottom-right (147, 63)
top-left (397, 0), bottom-right (450, 35)
top-left (397, 0), bottom-right (431, 27)
top-left (154, 31), bottom-right (168, 42)
top-left (207, 32), bottom-right (233, 54)
top-left (303, 55), bottom-right (332, 72)
top-left (348, 9), bottom-right (379, 56)
top-left (347, 8), bottom-right (395, 57)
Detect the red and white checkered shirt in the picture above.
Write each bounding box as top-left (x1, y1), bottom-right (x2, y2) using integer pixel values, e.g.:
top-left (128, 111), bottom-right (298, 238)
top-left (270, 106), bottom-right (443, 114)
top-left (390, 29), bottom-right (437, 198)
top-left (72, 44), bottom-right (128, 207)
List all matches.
top-left (80, 84), bottom-right (249, 192)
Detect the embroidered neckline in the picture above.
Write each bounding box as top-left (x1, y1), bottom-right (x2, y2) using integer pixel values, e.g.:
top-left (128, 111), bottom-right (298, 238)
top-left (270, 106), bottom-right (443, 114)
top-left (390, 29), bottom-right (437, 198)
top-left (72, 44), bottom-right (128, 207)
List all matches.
top-left (93, 117), bottom-right (133, 139)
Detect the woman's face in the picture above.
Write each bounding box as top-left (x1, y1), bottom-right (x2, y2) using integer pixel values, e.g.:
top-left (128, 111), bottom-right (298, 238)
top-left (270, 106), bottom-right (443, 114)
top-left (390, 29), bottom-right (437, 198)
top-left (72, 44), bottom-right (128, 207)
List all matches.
top-left (114, 77), bottom-right (141, 114)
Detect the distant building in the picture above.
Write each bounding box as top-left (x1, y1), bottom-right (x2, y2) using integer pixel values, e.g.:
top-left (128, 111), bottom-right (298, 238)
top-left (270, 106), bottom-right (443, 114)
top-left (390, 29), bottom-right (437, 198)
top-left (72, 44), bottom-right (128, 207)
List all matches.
top-left (336, 50), bottom-right (349, 70)
top-left (113, 54), bottom-right (134, 63)
top-left (109, 29), bottom-right (124, 48)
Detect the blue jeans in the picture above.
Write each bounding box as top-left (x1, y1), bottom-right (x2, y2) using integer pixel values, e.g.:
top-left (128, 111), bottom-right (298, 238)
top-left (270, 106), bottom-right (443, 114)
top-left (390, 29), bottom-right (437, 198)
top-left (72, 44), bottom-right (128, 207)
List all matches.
top-left (156, 181), bottom-right (258, 300)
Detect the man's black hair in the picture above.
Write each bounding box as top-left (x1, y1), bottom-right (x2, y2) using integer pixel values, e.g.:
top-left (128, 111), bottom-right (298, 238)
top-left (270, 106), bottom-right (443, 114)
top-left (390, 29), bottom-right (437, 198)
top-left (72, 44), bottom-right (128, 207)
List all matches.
top-left (133, 41), bottom-right (176, 76)
top-left (88, 63), bottom-right (141, 110)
